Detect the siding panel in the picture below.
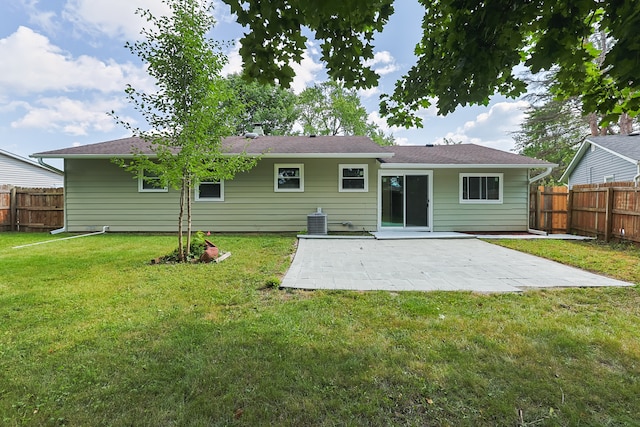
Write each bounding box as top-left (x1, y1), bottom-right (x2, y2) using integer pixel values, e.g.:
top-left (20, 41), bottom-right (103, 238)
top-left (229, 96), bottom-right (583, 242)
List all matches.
top-left (0, 153), bottom-right (63, 187)
top-left (432, 169), bottom-right (529, 232)
top-left (65, 158), bottom-right (378, 232)
top-left (569, 144), bottom-right (637, 187)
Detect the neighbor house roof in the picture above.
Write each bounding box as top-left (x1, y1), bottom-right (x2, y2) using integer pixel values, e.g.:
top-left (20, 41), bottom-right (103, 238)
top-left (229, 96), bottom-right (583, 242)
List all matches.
top-left (560, 134), bottom-right (640, 182)
top-left (1, 148), bottom-right (64, 174)
top-left (32, 135), bottom-right (394, 159)
top-left (379, 144), bottom-right (555, 168)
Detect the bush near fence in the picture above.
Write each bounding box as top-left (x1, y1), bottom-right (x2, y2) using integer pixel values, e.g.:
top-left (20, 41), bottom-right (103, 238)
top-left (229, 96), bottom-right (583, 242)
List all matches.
top-left (531, 182), bottom-right (640, 244)
top-left (0, 185), bottom-right (64, 232)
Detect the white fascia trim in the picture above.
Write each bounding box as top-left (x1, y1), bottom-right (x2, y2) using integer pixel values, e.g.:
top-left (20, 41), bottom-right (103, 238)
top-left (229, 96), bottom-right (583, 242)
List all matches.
top-left (33, 154), bottom-right (143, 160)
top-left (380, 163), bottom-right (556, 169)
top-left (261, 152), bottom-right (394, 159)
top-left (560, 139), bottom-right (589, 182)
top-left (34, 152), bottom-right (395, 160)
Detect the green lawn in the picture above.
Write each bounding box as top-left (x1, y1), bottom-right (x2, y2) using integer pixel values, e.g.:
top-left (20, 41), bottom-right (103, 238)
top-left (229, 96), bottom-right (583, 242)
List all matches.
top-left (1, 233), bottom-right (639, 426)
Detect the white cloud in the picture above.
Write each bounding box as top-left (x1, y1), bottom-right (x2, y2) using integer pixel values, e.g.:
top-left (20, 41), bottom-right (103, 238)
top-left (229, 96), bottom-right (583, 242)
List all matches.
top-left (22, 0), bottom-right (59, 34)
top-left (221, 41), bottom-right (243, 76)
top-left (367, 111), bottom-right (400, 134)
top-left (431, 100), bottom-right (530, 152)
top-left (358, 87), bottom-right (380, 99)
top-left (290, 49), bottom-right (323, 94)
top-left (462, 101), bottom-right (529, 134)
top-left (364, 51), bottom-right (399, 76)
top-left (212, 0), bottom-right (236, 25)
top-left (0, 27), bottom-right (153, 96)
top-left (11, 96), bottom-right (134, 136)
top-left (221, 40), bottom-right (323, 93)
top-left (62, 0), bottom-right (172, 40)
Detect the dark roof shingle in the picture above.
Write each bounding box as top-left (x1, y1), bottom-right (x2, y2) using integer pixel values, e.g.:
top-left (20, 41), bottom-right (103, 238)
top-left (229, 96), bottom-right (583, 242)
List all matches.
top-left (33, 135), bottom-right (390, 158)
top-left (32, 136), bottom-right (555, 167)
top-left (380, 144), bottom-right (554, 166)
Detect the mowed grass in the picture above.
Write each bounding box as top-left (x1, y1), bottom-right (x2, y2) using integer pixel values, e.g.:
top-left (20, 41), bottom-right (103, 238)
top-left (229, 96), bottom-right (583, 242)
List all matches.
top-left (1, 233), bottom-right (639, 426)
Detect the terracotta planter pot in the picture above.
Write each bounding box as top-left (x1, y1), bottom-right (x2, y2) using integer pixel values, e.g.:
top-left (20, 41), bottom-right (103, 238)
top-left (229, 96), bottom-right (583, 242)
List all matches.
top-left (200, 239), bottom-right (219, 263)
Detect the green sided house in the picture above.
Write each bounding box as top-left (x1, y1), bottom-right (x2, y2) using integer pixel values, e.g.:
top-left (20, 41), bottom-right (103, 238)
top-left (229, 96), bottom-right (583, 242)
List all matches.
top-left (32, 135), bottom-right (555, 233)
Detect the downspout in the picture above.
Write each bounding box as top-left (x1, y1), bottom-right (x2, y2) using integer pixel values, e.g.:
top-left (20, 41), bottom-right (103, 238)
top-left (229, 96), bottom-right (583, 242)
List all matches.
top-left (13, 226), bottom-right (109, 249)
top-left (36, 157), bottom-right (64, 175)
top-left (529, 166), bottom-right (553, 184)
top-left (634, 162), bottom-right (640, 187)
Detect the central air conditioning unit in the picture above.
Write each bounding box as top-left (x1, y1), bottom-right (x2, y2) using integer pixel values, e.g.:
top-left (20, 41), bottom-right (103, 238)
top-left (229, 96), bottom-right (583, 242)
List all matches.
top-left (307, 209), bottom-right (327, 235)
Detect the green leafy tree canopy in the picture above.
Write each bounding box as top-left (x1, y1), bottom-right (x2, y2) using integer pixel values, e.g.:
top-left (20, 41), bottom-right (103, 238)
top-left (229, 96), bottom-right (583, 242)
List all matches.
top-left (225, 73), bottom-right (299, 136)
top-left (112, 0), bottom-right (257, 261)
top-left (296, 80), bottom-right (395, 145)
top-left (222, 0), bottom-right (640, 127)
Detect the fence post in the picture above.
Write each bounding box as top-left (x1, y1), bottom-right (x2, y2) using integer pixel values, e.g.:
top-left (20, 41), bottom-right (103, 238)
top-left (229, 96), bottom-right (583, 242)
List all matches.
top-left (604, 187), bottom-right (614, 242)
top-left (10, 186), bottom-right (17, 231)
top-left (566, 189), bottom-right (573, 234)
top-left (536, 186), bottom-right (543, 231)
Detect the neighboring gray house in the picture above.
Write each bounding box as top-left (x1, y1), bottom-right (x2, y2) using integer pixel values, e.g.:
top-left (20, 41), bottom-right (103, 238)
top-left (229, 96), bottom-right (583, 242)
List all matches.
top-left (0, 148), bottom-right (63, 187)
top-left (561, 134), bottom-right (640, 188)
top-left (32, 136), bottom-right (554, 233)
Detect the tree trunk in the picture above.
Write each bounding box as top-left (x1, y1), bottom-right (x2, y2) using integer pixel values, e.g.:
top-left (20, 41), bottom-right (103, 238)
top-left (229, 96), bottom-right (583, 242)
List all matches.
top-left (588, 113), bottom-right (609, 136)
top-left (186, 175), bottom-right (192, 260)
top-left (619, 112), bottom-right (633, 135)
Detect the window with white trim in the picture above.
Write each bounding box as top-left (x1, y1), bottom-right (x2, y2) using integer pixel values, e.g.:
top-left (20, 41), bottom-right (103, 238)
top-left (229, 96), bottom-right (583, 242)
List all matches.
top-left (275, 164), bottom-right (304, 192)
top-left (339, 164), bottom-right (368, 192)
top-left (196, 180), bottom-right (224, 201)
top-left (460, 173), bottom-right (503, 203)
top-left (604, 175), bottom-right (615, 183)
top-left (138, 169), bottom-right (168, 192)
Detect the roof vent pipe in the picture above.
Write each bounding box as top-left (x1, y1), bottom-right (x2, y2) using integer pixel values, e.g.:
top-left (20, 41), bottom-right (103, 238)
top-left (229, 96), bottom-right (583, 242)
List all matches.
top-left (252, 123), bottom-right (265, 136)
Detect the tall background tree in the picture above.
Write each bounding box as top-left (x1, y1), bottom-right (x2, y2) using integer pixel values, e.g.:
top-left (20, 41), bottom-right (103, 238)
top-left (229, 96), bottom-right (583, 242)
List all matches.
top-left (225, 73), bottom-right (298, 136)
top-left (112, 0), bottom-right (257, 261)
top-left (297, 80), bottom-right (395, 145)
top-left (222, 0), bottom-right (640, 128)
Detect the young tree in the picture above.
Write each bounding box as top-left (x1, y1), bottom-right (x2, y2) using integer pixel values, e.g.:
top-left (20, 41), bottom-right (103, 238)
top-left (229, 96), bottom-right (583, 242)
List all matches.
top-left (296, 80), bottom-right (395, 145)
top-left (225, 74), bottom-right (299, 136)
top-left (222, 0), bottom-right (640, 127)
top-left (112, 0), bottom-right (257, 262)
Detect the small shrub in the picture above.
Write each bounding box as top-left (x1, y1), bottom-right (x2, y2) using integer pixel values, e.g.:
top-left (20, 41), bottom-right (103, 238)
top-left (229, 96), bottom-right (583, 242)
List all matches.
top-left (264, 276), bottom-right (281, 289)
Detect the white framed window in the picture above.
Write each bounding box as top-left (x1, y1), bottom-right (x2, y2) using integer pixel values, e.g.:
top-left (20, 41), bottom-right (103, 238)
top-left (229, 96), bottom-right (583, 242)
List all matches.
top-left (275, 163), bottom-right (304, 192)
top-left (195, 180), bottom-right (224, 201)
top-left (138, 169), bottom-right (168, 192)
top-left (459, 173), bottom-right (503, 203)
top-left (339, 164), bottom-right (368, 192)
top-left (604, 175), bottom-right (615, 183)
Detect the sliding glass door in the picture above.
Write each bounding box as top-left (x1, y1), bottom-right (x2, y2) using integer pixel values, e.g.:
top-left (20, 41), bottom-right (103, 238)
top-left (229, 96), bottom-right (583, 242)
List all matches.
top-left (380, 172), bottom-right (431, 229)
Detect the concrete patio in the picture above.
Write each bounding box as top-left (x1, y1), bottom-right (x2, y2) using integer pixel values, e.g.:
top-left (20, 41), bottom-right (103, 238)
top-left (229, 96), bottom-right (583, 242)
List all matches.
top-left (281, 238), bottom-right (634, 293)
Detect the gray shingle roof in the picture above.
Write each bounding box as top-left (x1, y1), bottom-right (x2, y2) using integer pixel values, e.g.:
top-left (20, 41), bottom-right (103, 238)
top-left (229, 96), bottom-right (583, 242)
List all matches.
top-left (32, 136), bottom-right (555, 167)
top-left (587, 135), bottom-right (640, 161)
top-left (33, 135), bottom-right (391, 158)
top-left (380, 144), bottom-right (554, 166)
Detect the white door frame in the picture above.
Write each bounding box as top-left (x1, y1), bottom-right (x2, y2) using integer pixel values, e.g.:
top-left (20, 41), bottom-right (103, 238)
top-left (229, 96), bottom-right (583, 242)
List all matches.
top-left (377, 169), bottom-right (433, 231)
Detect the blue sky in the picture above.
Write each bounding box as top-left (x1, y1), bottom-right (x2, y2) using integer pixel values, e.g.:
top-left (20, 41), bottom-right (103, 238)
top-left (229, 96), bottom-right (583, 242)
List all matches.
top-left (1, 0), bottom-right (530, 168)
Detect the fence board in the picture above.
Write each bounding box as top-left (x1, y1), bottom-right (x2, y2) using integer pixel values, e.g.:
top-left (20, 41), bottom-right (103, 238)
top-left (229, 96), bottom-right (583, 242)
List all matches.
top-left (529, 186), bottom-right (568, 233)
top-left (568, 184), bottom-right (640, 243)
top-left (0, 186), bottom-right (64, 232)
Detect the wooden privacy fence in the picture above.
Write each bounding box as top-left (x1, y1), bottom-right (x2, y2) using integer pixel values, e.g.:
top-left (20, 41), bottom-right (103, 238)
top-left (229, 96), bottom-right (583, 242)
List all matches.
top-left (568, 182), bottom-right (640, 243)
top-left (0, 185), bottom-right (64, 232)
top-left (531, 183), bottom-right (640, 243)
top-left (530, 186), bottom-right (568, 233)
